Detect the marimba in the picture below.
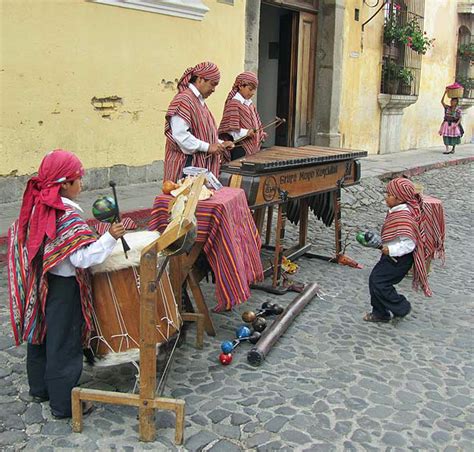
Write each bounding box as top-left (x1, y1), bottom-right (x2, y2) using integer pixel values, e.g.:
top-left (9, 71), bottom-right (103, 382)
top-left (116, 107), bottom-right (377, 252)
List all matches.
top-left (220, 145), bottom-right (367, 286)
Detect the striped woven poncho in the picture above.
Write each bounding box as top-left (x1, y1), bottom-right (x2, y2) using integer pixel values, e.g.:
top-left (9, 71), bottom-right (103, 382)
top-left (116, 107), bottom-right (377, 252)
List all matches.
top-left (8, 206), bottom-right (96, 345)
top-left (164, 62), bottom-right (222, 182)
top-left (218, 71), bottom-right (264, 157)
top-left (164, 88), bottom-right (221, 182)
top-left (382, 178), bottom-right (432, 297)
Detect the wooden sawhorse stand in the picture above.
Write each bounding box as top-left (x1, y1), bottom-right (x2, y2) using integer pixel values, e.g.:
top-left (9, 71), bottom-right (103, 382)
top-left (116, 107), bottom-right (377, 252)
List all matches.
top-left (169, 242), bottom-right (216, 338)
top-left (72, 175), bottom-right (206, 444)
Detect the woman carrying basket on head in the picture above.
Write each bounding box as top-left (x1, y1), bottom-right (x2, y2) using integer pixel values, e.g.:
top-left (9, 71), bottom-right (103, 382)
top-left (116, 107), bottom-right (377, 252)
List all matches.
top-left (439, 86), bottom-right (463, 155)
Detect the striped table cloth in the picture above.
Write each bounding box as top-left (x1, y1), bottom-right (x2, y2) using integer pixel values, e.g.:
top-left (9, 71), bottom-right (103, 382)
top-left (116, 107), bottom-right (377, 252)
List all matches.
top-left (422, 195), bottom-right (445, 262)
top-left (148, 187), bottom-right (263, 311)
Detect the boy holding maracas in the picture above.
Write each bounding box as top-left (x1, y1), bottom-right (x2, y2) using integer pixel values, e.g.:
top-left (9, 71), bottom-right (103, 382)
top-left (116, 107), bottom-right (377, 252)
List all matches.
top-left (7, 150), bottom-right (125, 419)
top-left (362, 178), bottom-right (432, 323)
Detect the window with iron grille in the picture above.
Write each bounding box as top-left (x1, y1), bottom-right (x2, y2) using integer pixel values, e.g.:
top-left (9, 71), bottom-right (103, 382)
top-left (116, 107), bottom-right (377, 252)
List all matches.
top-left (381, 0), bottom-right (430, 96)
top-left (455, 25), bottom-right (473, 99)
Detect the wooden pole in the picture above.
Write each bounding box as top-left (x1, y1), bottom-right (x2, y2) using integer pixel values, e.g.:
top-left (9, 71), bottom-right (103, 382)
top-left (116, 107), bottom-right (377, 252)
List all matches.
top-left (139, 247), bottom-right (159, 441)
top-left (247, 283), bottom-right (320, 366)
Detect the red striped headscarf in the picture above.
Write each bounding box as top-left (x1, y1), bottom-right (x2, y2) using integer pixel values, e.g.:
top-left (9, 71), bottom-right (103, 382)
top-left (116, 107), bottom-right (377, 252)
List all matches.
top-left (225, 72), bottom-right (259, 103)
top-left (387, 177), bottom-right (423, 220)
top-left (177, 61), bottom-right (221, 93)
top-left (18, 149), bottom-right (85, 262)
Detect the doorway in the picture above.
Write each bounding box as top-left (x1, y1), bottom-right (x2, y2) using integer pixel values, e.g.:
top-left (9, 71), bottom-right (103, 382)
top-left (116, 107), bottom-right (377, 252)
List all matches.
top-left (257, 3), bottom-right (317, 148)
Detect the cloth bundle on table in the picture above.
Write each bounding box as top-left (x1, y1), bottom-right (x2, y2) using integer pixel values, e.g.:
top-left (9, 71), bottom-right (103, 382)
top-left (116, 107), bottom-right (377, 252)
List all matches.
top-left (148, 187), bottom-right (263, 311)
top-left (421, 195), bottom-right (446, 263)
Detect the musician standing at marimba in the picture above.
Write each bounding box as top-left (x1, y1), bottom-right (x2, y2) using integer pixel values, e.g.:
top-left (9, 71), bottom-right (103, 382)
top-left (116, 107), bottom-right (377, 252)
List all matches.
top-left (218, 71), bottom-right (266, 161)
top-left (7, 149), bottom-right (125, 419)
top-left (164, 61), bottom-right (234, 182)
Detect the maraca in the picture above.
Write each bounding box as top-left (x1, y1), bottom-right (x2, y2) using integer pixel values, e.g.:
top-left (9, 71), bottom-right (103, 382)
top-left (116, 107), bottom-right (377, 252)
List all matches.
top-left (219, 353), bottom-right (233, 365)
top-left (219, 326), bottom-right (261, 365)
top-left (356, 230), bottom-right (397, 262)
top-left (220, 331), bottom-right (261, 354)
top-left (92, 185), bottom-right (131, 257)
top-left (92, 196), bottom-right (118, 223)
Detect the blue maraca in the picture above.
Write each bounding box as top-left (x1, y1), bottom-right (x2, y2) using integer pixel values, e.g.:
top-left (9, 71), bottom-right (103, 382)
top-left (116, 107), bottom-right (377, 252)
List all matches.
top-left (236, 325), bottom-right (251, 339)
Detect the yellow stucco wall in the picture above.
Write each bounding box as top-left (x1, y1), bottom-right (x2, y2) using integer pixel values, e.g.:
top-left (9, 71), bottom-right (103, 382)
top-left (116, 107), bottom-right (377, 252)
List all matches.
top-left (338, 0), bottom-right (472, 154)
top-left (339, 0), bottom-right (383, 154)
top-left (0, 0), bottom-right (246, 176)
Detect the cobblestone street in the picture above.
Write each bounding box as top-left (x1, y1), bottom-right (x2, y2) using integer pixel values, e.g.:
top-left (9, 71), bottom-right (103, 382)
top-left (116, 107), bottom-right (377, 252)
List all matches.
top-left (0, 163), bottom-right (473, 451)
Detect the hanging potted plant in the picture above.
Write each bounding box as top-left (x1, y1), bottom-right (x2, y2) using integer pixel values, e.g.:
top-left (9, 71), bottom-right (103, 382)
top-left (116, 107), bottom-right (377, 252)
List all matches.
top-left (404, 18), bottom-right (435, 55)
top-left (382, 2), bottom-right (404, 60)
top-left (456, 77), bottom-right (474, 99)
top-left (382, 60), bottom-right (401, 94)
top-left (458, 43), bottom-right (474, 62)
top-left (398, 68), bottom-right (414, 95)
top-left (383, 17), bottom-right (404, 60)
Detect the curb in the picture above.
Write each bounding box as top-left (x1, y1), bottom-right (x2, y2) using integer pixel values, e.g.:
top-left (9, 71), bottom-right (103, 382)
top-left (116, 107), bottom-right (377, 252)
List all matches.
top-left (377, 155), bottom-right (474, 180)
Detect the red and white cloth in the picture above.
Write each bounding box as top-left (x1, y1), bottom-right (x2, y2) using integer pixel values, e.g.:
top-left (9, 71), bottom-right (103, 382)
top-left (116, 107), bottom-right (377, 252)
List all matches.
top-left (218, 72), bottom-right (264, 157)
top-left (18, 149), bottom-right (85, 263)
top-left (148, 187), bottom-right (263, 311)
top-left (382, 178), bottom-right (432, 296)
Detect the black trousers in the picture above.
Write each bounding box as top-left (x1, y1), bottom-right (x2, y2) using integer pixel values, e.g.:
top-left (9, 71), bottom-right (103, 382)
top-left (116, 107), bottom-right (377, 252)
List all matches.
top-left (27, 273), bottom-right (84, 417)
top-left (369, 253), bottom-right (413, 319)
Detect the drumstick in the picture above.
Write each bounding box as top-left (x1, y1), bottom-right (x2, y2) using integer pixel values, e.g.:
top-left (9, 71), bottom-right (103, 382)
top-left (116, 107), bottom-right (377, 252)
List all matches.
top-left (109, 181), bottom-right (131, 258)
top-left (204, 117), bottom-right (286, 160)
top-left (233, 116), bottom-right (286, 145)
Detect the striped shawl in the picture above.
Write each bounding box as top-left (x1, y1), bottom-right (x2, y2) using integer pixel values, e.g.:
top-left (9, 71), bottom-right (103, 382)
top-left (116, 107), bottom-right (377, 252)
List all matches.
top-left (8, 206), bottom-right (96, 345)
top-left (164, 88), bottom-right (220, 182)
top-left (381, 208), bottom-right (431, 296)
top-left (218, 99), bottom-right (264, 156)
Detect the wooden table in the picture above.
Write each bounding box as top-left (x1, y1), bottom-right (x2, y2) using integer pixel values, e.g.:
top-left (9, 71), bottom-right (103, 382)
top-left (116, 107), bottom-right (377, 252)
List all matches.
top-left (148, 187), bottom-right (264, 334)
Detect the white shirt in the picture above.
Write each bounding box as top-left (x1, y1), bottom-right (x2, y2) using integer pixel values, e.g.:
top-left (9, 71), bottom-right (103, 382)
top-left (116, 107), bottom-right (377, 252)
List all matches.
top-left (48, 197), bottom-right (118, 277)
top-left (384, 204), bottom-right (416, 257)
top-left (229, 92), bottom-right (251, 141)
top-left (170, 83), bottom-right (210, 154)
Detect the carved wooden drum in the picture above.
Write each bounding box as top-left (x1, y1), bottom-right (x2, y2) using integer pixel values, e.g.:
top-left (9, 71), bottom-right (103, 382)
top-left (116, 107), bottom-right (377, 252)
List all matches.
top-left (89, 231), bottom-right (181, 366)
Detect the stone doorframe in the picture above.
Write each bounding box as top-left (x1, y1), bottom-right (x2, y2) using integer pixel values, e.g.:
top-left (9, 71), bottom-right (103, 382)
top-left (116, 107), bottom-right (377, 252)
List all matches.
top-left (244, 0), bottom-right (345, 148)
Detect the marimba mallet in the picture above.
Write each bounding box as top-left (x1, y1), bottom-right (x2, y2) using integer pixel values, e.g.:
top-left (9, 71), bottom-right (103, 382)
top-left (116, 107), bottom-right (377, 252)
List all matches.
top-left (233, 116), bottom-right (286, 145)
top-left (247, 283), bottom-right (320, 366)
top-left (241, 302), bottom-right (284, 323)
top-left (219, 327), bottom-right (261, 365)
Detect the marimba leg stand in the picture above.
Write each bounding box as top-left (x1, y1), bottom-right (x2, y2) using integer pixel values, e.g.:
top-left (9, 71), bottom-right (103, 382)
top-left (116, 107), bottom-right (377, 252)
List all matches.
top-left (303, 187), bottom-right (343, 261)
top-left (72, 250), bottom-right (185, 444)
top-left (169, 243), bottom-right (216, 340)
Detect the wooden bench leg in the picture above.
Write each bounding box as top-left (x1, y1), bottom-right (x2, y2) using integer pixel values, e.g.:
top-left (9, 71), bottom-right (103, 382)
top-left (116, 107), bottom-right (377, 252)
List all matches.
top-left (187, 273), bottom-right (216, 336)
top-left (181, 312), bottom-right (204, 348)
top-left (71, 388), bottom-right (83, 433)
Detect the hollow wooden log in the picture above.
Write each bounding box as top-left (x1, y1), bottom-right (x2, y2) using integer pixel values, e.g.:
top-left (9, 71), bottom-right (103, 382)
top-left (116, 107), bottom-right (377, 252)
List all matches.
top-left (247, 282), bottom-right (320, 366)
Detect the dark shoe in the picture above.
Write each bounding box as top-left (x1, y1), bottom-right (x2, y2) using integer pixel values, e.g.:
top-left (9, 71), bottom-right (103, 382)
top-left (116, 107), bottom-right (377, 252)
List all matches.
top-left (30, 395), bottom-right (49, 403)
top-left (393, 306), bottom-right (411, 319)
top-left (363, 312), bottom-right (390, 323)
top-left (52, 401), bottom-right (94, 419)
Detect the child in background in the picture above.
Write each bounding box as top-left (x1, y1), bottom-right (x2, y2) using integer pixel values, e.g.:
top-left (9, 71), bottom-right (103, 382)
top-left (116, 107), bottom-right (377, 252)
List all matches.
top-left (364, 178), bottom-right (431, 323)
top-left (218, 71), bottom-right (266, 160)
top-left (7, 149), bottom-right (125, 419)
